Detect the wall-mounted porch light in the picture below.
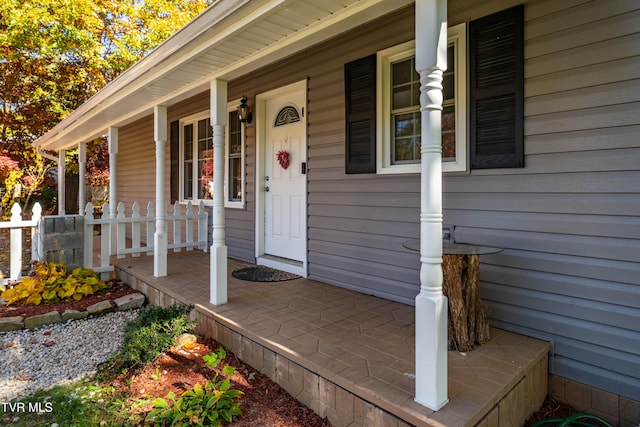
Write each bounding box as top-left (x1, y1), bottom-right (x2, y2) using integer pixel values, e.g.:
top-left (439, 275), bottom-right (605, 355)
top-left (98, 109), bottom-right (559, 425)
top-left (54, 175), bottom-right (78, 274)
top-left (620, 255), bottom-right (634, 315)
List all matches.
top-left (237, 96), bottom-right (253, 124)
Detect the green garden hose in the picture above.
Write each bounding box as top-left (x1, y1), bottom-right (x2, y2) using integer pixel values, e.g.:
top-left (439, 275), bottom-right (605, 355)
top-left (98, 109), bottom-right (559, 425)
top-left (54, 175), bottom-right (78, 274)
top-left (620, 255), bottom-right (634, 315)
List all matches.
top-left (531, 412), bottom-right (614, 427)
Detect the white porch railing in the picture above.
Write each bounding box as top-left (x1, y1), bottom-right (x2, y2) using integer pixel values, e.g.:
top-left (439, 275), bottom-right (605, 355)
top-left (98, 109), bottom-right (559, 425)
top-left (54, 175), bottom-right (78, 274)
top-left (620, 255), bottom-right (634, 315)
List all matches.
top-left (0, 202), bottom-right (42, 285)
top-left (83, 201), bottom-right (208, 275)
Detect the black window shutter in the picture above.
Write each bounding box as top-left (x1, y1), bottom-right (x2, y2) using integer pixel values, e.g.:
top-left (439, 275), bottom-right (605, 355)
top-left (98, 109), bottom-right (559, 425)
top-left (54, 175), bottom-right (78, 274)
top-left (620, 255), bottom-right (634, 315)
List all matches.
top-left (170, 120), bottom-right (180, 203)
top-left (345, 55), bottom-right (376, 174)
top-left (469, 5), bottom-right (524, 169)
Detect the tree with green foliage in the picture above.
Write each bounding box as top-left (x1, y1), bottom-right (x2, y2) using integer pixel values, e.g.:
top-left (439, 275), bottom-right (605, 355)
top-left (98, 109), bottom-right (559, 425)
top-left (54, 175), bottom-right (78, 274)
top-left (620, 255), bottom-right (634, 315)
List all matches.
top-left (0, 0), bottom-right (214, 214)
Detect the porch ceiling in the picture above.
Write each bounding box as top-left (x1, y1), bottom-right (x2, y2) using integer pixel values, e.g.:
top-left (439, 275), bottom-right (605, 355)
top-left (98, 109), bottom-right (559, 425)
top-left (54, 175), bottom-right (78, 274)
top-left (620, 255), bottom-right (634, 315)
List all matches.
top-left (33, 0), bottom-right (413, 151)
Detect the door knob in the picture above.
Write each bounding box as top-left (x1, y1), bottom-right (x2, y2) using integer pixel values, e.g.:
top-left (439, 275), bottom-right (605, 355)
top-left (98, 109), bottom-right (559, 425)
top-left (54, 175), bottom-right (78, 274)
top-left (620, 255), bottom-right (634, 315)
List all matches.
top-left (264, 186), bottom-right (270, 192)
top-left (265, 176), bottom-right (270, 181)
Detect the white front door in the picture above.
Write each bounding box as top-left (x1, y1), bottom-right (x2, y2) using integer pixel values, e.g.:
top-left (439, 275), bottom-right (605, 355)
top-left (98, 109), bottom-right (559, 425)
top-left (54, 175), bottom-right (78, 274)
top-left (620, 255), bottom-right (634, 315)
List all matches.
top-left (257, 81), bottom-right (307, 274)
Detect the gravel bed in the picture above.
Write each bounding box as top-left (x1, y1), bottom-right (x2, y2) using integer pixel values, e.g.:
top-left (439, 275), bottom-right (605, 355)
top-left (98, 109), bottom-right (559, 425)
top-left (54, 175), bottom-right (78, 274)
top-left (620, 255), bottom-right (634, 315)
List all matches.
top-left (0, 309), bottom-right (139, 402)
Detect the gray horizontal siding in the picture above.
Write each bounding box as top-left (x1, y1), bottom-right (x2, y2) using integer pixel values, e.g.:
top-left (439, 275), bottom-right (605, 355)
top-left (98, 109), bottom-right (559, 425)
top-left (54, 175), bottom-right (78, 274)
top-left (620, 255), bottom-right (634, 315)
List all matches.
top-left (484, 281), bottom-right (638, 335)
top-left (482, 250), bottom-right (639, 292)
top-left (450, 0), bottom-right (640, 401)
top-left (310, 236), bottom-right (418, 270)
top-left (444, 171), bottom-right (638, 193)
top-left (553, 358), bottom-right (640, 403)
top-left (310, 262), bottom-right (418, 303)
top-left (480, 260), bottom-right (639, 309)
top-left (526, 80), bottom-right (640, 117)
top-left (456, 227), bottom-right (639, 263)
top-left (300, 5), bottom-right (422, 303)
top-left (445, 193), bottom-right (639, 215)
top-left (489, 301), bottom-right (640, 401)
top-left (117, 115), bottom-right (156, 245)
top-left (553, 338), bottom-right (640, 389)
top-left (526, 125), bottom-right (640, 155)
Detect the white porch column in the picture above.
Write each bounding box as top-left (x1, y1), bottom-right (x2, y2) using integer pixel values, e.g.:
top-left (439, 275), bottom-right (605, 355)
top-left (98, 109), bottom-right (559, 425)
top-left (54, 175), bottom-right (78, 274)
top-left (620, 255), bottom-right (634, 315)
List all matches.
top-left (108, 127), bottom-right (119, 255)
top-left (414, 0), bottom-right (448, 411)
top-left (78, 141), bottom-right (86, 216)
top-left (210, 79), bottom-right (228, 305)
top-left (154, 106), bottom-right (168, 277)
top-left (58, 150), bottom-right (66, 215)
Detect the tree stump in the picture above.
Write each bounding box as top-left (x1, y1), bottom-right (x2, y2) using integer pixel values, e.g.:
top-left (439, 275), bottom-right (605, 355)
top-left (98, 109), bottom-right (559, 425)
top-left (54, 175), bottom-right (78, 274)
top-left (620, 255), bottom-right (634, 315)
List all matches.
top-left (442, 254), bottom-right (491, 351)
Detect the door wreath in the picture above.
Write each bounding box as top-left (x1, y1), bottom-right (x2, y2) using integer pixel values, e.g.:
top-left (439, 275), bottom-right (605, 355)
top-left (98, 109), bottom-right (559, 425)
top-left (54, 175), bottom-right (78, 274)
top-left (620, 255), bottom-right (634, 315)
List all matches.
top-left (277, 150), bottom-right (290, 170)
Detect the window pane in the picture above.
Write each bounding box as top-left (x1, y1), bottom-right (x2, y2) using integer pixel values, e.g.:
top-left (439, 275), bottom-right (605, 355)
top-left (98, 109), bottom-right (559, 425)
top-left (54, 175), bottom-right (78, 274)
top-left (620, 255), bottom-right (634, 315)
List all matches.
top-left (198, 118), bottom-right (212, 140)
top-left (228, 111), bottom-right (242, 155)
top-left (392, 58), bottom-right (419, 110)
top-left (392, 58), bottom-right (412, 85)
top-left (442, 105), bottom-right (456, 161)
top-left (184, 124), bottom-right (193, 160)
top-left (392, 112), bottom-right (421, 164)
top-left (230, 157), bottom-right (242, 201)
top-left (184, 162), bottom-right (193, 199)
top-left (183, 123), bottom-right (194, 199)
top-left (443, 46), bottom-right (455, 101)
top-left (442, 45), bottom-right (456, 163)
top-left (395, 112), bottom-right (420, 137)
top-left (412, 80), bottom-right (420, 107)
top-left (227, 110), bottom-right (243, 204)
top-left (393, 85), bottom-right (413, 110)
top-left (198, 157), bottom-right (213, 199)
top-left (197, 119), bottom-right (213, 200)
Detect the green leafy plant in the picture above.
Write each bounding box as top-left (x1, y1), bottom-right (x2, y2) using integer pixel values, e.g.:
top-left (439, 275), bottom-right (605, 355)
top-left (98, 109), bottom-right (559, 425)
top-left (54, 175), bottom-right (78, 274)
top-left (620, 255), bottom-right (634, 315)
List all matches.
top-left (0, 262), bottom-right (108, 305)
top-left (150, 367), bottom-right (163, 381)
top-left (98, 304), bottom-right (195, 380)
top-left (146, 347), bottom-right (243, 426)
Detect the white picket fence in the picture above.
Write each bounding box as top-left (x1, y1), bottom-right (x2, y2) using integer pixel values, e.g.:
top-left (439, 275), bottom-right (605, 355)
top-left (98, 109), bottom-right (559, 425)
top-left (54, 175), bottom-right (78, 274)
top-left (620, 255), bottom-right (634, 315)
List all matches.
top-left (0, 202), bottom-right (42, 284)
top-left (83, 201), bottom-right (208, 275)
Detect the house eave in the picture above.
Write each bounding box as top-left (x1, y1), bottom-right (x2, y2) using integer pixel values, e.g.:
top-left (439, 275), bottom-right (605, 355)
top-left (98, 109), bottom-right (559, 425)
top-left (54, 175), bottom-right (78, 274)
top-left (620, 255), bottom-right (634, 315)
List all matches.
top-left (33, 0), bottom-right (413, 151)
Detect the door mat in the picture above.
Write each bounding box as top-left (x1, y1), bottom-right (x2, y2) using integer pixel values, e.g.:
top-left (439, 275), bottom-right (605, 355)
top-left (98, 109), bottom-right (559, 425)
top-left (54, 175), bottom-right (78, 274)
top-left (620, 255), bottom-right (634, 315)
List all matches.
top-left (231, 266), bottom-right (301, 282)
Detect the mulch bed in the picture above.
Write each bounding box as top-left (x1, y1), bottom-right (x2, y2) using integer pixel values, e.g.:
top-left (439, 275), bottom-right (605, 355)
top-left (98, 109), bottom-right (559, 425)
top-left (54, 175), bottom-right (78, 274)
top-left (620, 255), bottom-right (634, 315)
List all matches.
top-left (0, 280), bottom-right (140, 318)
top-left (112, 336), bottom-right (331, 427)
top-left (525, 397), bottom-right (584, 426)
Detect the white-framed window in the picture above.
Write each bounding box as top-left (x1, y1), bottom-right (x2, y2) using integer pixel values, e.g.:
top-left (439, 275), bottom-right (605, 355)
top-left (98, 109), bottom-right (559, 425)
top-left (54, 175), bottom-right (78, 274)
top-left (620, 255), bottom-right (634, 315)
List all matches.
top-left (180, 112), bottom-right (213, 201)
top-left (376, 23), bottom-right (467, 174)
top-left (225, 101), bottom-right (245, 208)
top-left (179, 107), bottom-right (245, 207)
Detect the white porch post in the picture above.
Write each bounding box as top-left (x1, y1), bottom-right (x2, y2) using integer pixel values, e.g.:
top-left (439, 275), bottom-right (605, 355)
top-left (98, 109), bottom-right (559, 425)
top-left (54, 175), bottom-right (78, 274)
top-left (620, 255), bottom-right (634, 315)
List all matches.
top-left (414, 0), bottom-right (448, 411)
top-left (58, 150), bottom-right (66, 215)
top-left (210, 79), bottom-right (228, 305)
top-left (108, 127), bottom-right (119, 255)
top-left (78, 141), bottom-right (86, 216)
top-left (154, 106), bottom-right (168, 277)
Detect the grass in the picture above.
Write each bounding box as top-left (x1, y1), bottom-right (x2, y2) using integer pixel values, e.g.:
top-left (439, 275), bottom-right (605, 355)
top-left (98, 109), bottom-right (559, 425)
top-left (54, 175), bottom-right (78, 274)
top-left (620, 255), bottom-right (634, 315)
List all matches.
top-left (1, 380), bottom-right (147, 427)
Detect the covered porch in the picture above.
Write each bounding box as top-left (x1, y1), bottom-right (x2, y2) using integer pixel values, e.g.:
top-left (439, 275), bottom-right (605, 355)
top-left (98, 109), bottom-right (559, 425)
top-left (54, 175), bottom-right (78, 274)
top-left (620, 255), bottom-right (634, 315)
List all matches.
top-left (32, 0), bottom-right (503, 417)
top-left (114, 250), bottom-right (549, 427)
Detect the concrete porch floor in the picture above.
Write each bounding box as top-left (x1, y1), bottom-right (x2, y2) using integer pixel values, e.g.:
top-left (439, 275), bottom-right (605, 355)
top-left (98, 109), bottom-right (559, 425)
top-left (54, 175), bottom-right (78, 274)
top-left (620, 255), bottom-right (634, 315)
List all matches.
top-left (113, 250), bottom-right (550, 427)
